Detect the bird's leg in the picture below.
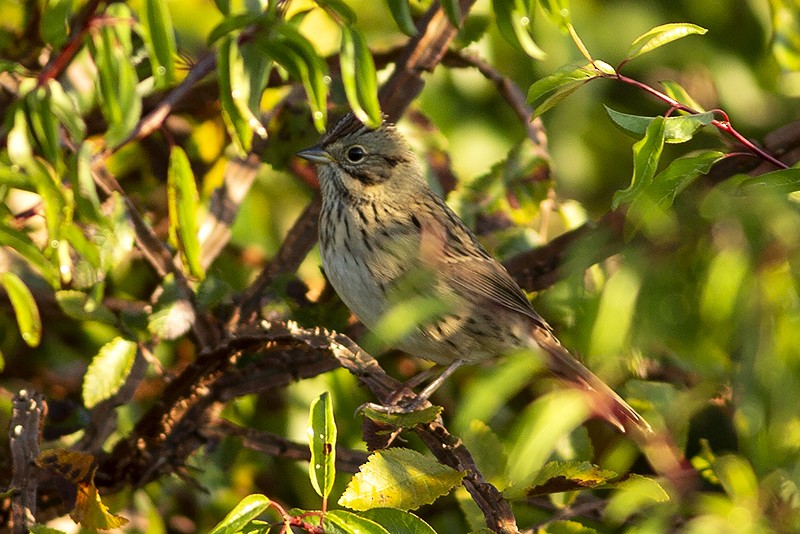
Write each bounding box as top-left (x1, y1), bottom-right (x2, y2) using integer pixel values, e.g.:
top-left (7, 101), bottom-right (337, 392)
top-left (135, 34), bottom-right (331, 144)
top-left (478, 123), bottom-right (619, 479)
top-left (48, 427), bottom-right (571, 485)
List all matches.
top-left (363, 359), bottom-right (465, 415)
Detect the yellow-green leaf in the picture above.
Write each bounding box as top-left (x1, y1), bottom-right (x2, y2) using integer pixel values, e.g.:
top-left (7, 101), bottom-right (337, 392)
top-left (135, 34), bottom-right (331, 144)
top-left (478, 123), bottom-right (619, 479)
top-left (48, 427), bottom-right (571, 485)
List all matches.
top-left (324, 510), bottom-right (390, 534)
top-left (308, 392), bottom-right (337, 500)
top-left (71, 479), bottom-right (129, 529)
top-left (339, 448), bottom-right (465, 511)
top-left (0, 224), bottom-right (60, 287)
top-left (208, 494), bottom-right (271, 534)
top-left (143, 0), bottom-right (177, 88)
top-left (82, 337), bottom-right (137, 408)
top-left (1, 272), bottom-right (42, 347)
top-left (340, 26), bottom-right (382, 128)
top-left (167, 146), bottom-right (204, 278)
top-left (385, 0), bottom-right (417, 36)
top-left (492, 0), bottom-right (546, 59)
top-left (625, 23), bottom-right (707, 61)
top-left (527, 64), bottom-right (598, 117)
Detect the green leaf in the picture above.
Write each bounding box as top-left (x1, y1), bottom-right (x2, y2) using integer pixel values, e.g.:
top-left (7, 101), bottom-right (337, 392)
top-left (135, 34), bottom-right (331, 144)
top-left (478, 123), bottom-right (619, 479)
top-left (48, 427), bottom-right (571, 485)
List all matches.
top-left (339, 448), bottom-right (465, 511)
top-left (40, 0), bottom-right (71, 48)
top-left (770, 0), bottom-right (800, 72)
top-left (660, 80), bottom-right (706, 112)
top-left (148, 276), bottom-right (196, 339)
top-left (504, 390), bottom-right (590, 498)
top-left (167, 146), bottom-right (204, 278)
top-left (27, 87), bottom-right (61, 165)
top-left (537, 0), bottom-right (572, 30)
top-left (324, 510), bottom-right (390, 534)
top-left (385, 0), bottom-right (417, 36)
top-left (625, 23), bottom-right (707, 61)
top-left (82, 337), bottom-right (137, 408)
top-left (307, 392), bottom-right (337, 500)
top-left (217, 36), bottom-right (253, 153)
top-left (360, 508), bottom-right (437, 534)
top-left (317, 0), bottom-right (356, 24)
top-left (441, 0), bottom-right (461, 27)
top-left (604, 106), bottom-right (714, 143)
top-left (492, 0), bottom-right (546, 59)
top-left (527, 64), bottom-right (598, 116)
top-left (0, 225), bottom-right (60, 287)
top-left (56, 290), bottom-right (117, 324)
top-left (1, 272), bottom-right (42, 347)
top-left (460, 420), bottom-right (508, 485)
top-left (538, 520), bottom-right (599, 533)
top-left (340, 27), bottom-right (382, 128)
top-left (48, 80), bottom-right (87, 142)
top-left (737, 167), bottom-right (800, 195)
top-left (207, 12), bottom-right (265, 45)
top-left (524, 460), bottom-right (618, 496)
top-left (208, 494), bottom-right (271, 534)
top-left (359, 404), bottom-right (443, 428)
top-left (603, 474), bottom-right (669, 524)
top-left (143, 0), bottom-right (178, 88)
top-left (640, 151), bottom-right (724, 207)
top-left (611, 116), bottom-right (666, 210)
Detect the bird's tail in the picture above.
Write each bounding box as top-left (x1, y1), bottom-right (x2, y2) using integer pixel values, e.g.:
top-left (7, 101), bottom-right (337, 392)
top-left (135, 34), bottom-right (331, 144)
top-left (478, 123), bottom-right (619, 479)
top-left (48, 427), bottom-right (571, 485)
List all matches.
top-left (528, 324), bottom-right (653, 440)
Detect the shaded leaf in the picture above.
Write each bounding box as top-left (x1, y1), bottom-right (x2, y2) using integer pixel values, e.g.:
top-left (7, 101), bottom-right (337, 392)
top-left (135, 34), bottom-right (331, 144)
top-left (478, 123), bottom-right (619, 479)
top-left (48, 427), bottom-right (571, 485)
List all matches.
top-left (82, 337), bottom-right (137, 408)
top-left (737, 167), bottom-right (800, 195)
top-left (317, 0), bottom-right (356, 24)
top-left (441, 0), bottom-right (461, 27)
top-left (40, 0), bottom-right (71, 47)
top-left (37, 449), bottom-right (95, 482)
top-left (359, 404), bottom-right (442, 428)
top-left (167, 146), bottom-right (204, 278)
top-left (385, 0), bottom-right (417, 36)
top-left (56, 290), bottom-right (116, 324)
top-left (493, 0), bottom-right (546, 59)
top-left (604, 106), bottom-right (714, 143)
top-left (207, 12), bottom-right (265, 45)
top-left (527, 64), bottom-right (598, 117)
top-left (625, 23), bottom-right (707, 61)
top-left (308, 392), bottom-right (337, 500)
top-left (208, 494), bottom-right (271, 534)
top-left (1, 272), bottom-right (42, 347)
top-left (324, 510), bottom-right (390, 534)
top-left (524, 460), bottom-right (617, 496)
top-left (611, 116), bottom-right (666, 210)
top-left (539, 520), bottom-right (599, 533)
top-left (217, 35), bottom-right (253, 153)
top-left (339, 448), bottom-right (465, 511)
top-left (360, 508), bottom-right (437, 534)
top-left (48, 79), bottom-right (86, 142)
top-left (0, 224), bottom-right (60, 287)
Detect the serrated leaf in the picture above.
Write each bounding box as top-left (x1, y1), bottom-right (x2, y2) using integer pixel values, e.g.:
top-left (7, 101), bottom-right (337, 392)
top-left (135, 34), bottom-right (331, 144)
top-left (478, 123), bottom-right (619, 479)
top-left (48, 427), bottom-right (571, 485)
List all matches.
top-left (660, 80), bottom-right (706, 112)
top-left (527, 64), bottom-right (598, 117)
top-left (71, 479), bottom-right (129, 529)
top-left (0, 224), bottom-right (60, 287)
top-left (611, 116), bottom-right (666, 210)
top-left (82, 337), bottom-right (137, 408)
top-left (208, 494), bottom-right (271, 534)
top-left (492, 0), bottom-right (546, 59)
top-left (359, 404), bottom-right (442, 428)
top-left (1, 272), bottom-right (42, 347)
top-left (56, 290), bottom-right (116, 324)
top-left (324, 510), bottom-right (390, 534)
top-left (360, 508), bottom-right (437, 534)
top-left (441, 0), bottom-right (461, 27)
top-left (308, 392), bottom-right (337, 500)
top-left (504, 390), bottom-right (590, 498)
top-left (340, 27), bottom-right (382, 128)
top-left (167, 146), bottom-right (204, 278)
top-left (385, 0), bottom-right (417, 36)
top-left (604, 106), bottom-right (714, 143)
top-left (625, 23), bottom-right (707, 61)
top-left (143, 0), bottom-right (177, 88)
top-left (737, 167), bottom-right (800, 195)
top-left (339, 448), bottom-right (465, 511)
top-left (524, 460), bottom-right (617, 496)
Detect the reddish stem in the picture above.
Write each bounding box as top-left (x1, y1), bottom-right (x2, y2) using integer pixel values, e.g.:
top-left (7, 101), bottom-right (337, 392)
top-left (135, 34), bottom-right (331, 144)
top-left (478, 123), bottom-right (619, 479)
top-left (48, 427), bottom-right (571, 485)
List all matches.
top-left (37, 0), bottom-right (105, 86)
top-left (611, 71), bottom-right (788, 170)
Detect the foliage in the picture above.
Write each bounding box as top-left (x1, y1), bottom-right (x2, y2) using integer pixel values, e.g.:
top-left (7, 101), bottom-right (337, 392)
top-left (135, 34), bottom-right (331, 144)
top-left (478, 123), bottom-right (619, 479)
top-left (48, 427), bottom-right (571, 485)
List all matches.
top-left (1, 0), bottom-right (800, 532)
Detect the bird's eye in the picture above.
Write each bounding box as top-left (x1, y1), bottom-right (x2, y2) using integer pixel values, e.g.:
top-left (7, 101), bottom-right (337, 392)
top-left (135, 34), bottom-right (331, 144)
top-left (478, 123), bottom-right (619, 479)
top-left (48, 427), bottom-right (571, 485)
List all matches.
top-left (346, 146), bottom-right (366, 162)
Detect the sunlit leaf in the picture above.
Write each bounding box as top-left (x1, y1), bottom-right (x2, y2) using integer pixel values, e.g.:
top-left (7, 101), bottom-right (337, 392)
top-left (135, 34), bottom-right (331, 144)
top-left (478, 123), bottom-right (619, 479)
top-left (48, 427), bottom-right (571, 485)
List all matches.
top-left (385, 0), bottom-right (417, 36)
top-left (167, 146), bottom-right (204, 278)
top-left (339, 448), bottom-right (465, 510)
top-left (660, 80), bottom-right (706, 112)
top-left (40, 0), bottom-right (71, 48)
top-left (217, 36), bottom-right (253, 153)
top-left (307, 392), bottom-right (337, 500)
top-left (1, 272), bottom-right (42, 347)
top-left (359, 404), bottom-right (442, 428)
top-left (71, 479), bottom-right (129, 529)
top-left (37, 449), bottom-right (95, 482)
top-left (143, 0), bottom-right (178, 88)
top-left (317, 0), bottom-right (356, 24)
top-left (625, 23), bottom-right (707, 61)
top-left (770, 0), bottom-right (800, 72)
top-left (737, 167), bottom-right (800, 195)
top-left (523, 460), bottom-right (618, 496)
top-left (603, 475), bottom-right (669, 525)
top-left (0, 225), bottom-right (60, 287)
top-left (56, 290), bottom-right (117, 324)
top-left (527, 64), bottom-right (598, 117)
top-left (340, 26), bottom-right (382, 127)
top-left (207, 12), bottom-right (265, 45)
top-left (493, 0), bottom-right (546, 59)
top-left (208, 494), bottom-right (271, 534)
top-left (611, 116), bottom-right (666, 210)
top-left (82, 337), bottom-right (137, 408)
top-left (48, 80), bottom-right (86, 143)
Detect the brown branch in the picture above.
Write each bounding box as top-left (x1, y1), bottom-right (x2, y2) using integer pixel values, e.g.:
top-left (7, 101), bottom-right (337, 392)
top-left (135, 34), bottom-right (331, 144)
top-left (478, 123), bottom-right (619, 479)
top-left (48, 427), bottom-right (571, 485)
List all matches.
top-left (9, 389), bottom-right (46, 533)
top-left (205, 418), bottom-right (369, 473)
top-left (37, 0), bottom-right (105, 86)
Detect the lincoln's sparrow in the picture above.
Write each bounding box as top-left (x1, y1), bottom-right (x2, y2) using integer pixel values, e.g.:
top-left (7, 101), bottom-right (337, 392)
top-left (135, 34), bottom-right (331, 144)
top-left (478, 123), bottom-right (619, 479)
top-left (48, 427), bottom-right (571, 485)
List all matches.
top-left (298, 116), bottom-right (652, 438)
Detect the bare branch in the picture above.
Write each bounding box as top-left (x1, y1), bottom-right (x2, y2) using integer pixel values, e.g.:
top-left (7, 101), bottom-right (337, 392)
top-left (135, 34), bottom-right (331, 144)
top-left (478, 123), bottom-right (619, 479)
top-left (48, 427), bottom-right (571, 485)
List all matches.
top-left (9, 389), bottom-right (45, 533)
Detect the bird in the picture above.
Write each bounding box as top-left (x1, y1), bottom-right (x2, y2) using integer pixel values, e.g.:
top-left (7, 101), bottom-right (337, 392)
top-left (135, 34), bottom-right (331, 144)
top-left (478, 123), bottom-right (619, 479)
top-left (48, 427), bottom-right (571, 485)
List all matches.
top-left (297, 115), bottom-right (653, 440)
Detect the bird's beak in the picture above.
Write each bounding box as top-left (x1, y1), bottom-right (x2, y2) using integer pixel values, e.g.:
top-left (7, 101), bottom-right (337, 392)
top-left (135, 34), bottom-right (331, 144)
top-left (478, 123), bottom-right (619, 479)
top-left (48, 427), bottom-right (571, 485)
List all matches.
top-left (296, 146), bottom-right (332, 164)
